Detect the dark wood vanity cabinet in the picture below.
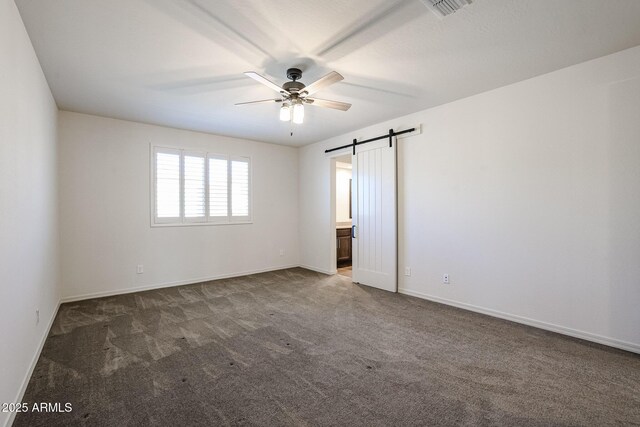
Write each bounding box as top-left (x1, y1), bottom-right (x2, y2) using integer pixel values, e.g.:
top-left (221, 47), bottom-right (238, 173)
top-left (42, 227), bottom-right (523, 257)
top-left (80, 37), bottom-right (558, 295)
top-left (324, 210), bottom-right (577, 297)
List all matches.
top-left (337, 228), bottom-right (352, 263)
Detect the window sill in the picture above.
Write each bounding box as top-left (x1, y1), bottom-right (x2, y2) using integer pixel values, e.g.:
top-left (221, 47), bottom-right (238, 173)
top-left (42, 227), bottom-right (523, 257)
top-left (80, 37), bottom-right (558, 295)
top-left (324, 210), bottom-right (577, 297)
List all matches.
top-left (151, 221), bottom-right (253, 228)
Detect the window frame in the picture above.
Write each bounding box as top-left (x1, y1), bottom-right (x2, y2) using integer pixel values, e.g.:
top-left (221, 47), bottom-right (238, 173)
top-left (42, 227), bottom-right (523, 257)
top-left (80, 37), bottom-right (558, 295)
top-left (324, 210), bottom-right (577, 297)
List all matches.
top-left (150, 145), bottom-right (252, 227)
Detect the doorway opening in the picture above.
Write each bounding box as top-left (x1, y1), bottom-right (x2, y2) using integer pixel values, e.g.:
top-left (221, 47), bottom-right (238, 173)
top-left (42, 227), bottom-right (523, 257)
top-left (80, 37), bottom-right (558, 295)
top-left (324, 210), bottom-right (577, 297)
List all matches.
top-left (333, 154), bottom-right (352, 278)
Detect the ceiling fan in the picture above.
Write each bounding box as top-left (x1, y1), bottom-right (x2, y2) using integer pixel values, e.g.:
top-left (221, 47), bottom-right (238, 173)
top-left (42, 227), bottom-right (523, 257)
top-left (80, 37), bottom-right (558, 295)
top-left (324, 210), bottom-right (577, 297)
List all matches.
top-left (235, 68), bottom-right (352, 125)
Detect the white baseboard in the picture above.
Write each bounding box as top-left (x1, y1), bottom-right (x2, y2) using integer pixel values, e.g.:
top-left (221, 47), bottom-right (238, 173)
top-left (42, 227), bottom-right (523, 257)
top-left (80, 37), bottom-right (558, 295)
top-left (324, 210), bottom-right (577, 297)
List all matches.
top-left (298, 264), bottom-right (335, 276)
top-left (398, 288), bottom-right (640, 355)
top-left (5, 300), bottom-right (61, 427)
top-left (60, 264), bottom-right (300, 303)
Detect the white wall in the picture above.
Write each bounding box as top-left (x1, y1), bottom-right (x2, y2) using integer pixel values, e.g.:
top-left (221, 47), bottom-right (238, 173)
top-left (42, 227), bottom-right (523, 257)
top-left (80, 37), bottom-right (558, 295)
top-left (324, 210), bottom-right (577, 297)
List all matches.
top-left (58, 112), bottom-right (299, 300)
top-left (336, 166), bottom-right (352, 224)
top-left (299, 45), bottom-right (640, 352)
top-left (0, 1), bottom-right (60, 425)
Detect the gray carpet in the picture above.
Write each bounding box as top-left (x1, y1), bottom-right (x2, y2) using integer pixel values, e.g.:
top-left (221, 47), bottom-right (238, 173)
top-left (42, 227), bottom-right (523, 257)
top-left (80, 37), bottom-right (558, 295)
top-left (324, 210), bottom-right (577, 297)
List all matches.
top-left (14, 268), bottom-right (640, 426)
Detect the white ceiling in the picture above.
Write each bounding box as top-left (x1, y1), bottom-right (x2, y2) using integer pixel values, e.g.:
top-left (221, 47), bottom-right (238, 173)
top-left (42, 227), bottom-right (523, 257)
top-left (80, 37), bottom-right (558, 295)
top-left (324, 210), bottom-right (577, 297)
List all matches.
top-left (16, 0), bottom-right (640, 146)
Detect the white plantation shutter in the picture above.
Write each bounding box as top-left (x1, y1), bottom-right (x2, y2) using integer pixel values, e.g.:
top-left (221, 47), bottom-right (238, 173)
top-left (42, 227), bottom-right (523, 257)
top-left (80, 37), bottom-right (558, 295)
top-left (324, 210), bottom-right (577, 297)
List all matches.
top-left (208, 155), bottom-right (228, 221)
top-left (231, 157), bottom-right (250, 220)
top-left (152, 147), bottom-right (250, 225)
top-left (154, 148), bottom-right (181, 222)
top-left (183, 153), bottom-right (206, 221)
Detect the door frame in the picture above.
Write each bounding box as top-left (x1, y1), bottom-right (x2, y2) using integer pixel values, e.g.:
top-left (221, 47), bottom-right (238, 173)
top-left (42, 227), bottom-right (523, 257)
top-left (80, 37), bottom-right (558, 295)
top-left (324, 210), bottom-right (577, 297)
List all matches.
top-left (328, 150), bottom-right (353, 275)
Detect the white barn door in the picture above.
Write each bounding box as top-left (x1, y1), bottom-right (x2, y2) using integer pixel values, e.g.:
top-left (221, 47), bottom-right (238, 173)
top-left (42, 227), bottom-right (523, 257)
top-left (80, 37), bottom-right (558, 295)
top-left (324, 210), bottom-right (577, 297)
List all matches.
top-left (351, 139), bottom-right (397, 292)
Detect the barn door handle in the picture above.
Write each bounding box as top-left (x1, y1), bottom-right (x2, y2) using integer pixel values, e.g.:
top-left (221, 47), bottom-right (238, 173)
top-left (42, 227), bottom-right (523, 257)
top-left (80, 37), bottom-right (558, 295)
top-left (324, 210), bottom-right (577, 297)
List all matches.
top-left (351, 225), bottom-right (357, 238)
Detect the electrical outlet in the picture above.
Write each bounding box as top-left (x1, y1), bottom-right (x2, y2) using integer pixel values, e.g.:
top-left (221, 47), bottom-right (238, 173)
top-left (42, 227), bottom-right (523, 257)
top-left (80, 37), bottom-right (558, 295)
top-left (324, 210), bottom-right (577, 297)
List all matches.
top-left (279, 249), bottom-right (284, 256)
top-left (36, 309), bottom-right (40, 325)
top-left (404, 267), bottom-right (411, 276)
top-left (443, 274), bottom-right (449, 284)
top-left (136, 264), bottom-right (144, 274)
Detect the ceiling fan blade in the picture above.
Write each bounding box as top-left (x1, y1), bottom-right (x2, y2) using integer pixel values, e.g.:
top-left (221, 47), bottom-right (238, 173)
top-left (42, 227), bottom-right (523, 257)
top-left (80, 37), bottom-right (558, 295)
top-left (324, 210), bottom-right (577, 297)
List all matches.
top-left (301, 71), bottom-right (344, 96)
top-left (244, 71), bottom-right (288, 94)
top-left (305, 98), bottom-right (351, 111)
top-left (235, 99), bottom-right (282, 106)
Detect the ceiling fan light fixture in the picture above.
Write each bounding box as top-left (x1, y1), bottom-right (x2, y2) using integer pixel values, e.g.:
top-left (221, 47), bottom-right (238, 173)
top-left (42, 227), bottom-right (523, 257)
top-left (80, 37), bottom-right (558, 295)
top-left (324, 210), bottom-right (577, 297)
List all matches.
top-left (240, 69), bottom-right (351, 128)
top-left (293, 102), bottom-right (304, 124)
top-left (279, 103), bottom-right (291, 121)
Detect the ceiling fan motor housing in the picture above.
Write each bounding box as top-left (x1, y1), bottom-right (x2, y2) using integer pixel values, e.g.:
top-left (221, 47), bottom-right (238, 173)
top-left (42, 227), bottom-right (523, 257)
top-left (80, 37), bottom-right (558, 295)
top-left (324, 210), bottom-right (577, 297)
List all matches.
top-left (284, 68), bottom-right (305, 93)
top-left (283, 81), bottom-right (305, 93)
top-left (286, 67), bottom-right (303, 81)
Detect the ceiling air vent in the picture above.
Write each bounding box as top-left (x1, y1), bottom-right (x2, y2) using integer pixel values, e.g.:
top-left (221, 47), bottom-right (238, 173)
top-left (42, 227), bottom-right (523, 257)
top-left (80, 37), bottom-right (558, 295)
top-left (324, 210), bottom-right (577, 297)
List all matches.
top-left (421, 0), bottom-right (471, 18)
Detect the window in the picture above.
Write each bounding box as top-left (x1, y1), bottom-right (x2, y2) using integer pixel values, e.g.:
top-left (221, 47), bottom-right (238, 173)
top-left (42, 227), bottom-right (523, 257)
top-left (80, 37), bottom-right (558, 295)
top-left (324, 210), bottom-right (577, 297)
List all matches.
top-left (231, 159), bottom-right (250, 219)
top-left (153, 147), bottom-right (251, 225)
top-left (208, 156), bottom-right (228, 220)
top-left (184, 152), bottom-right (206, 221)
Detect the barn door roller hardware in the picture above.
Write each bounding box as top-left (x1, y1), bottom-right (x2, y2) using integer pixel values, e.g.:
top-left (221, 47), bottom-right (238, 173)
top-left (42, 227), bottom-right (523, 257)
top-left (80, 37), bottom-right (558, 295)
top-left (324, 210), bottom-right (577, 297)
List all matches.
top-left (324, 127), bottom-right (416, 155)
